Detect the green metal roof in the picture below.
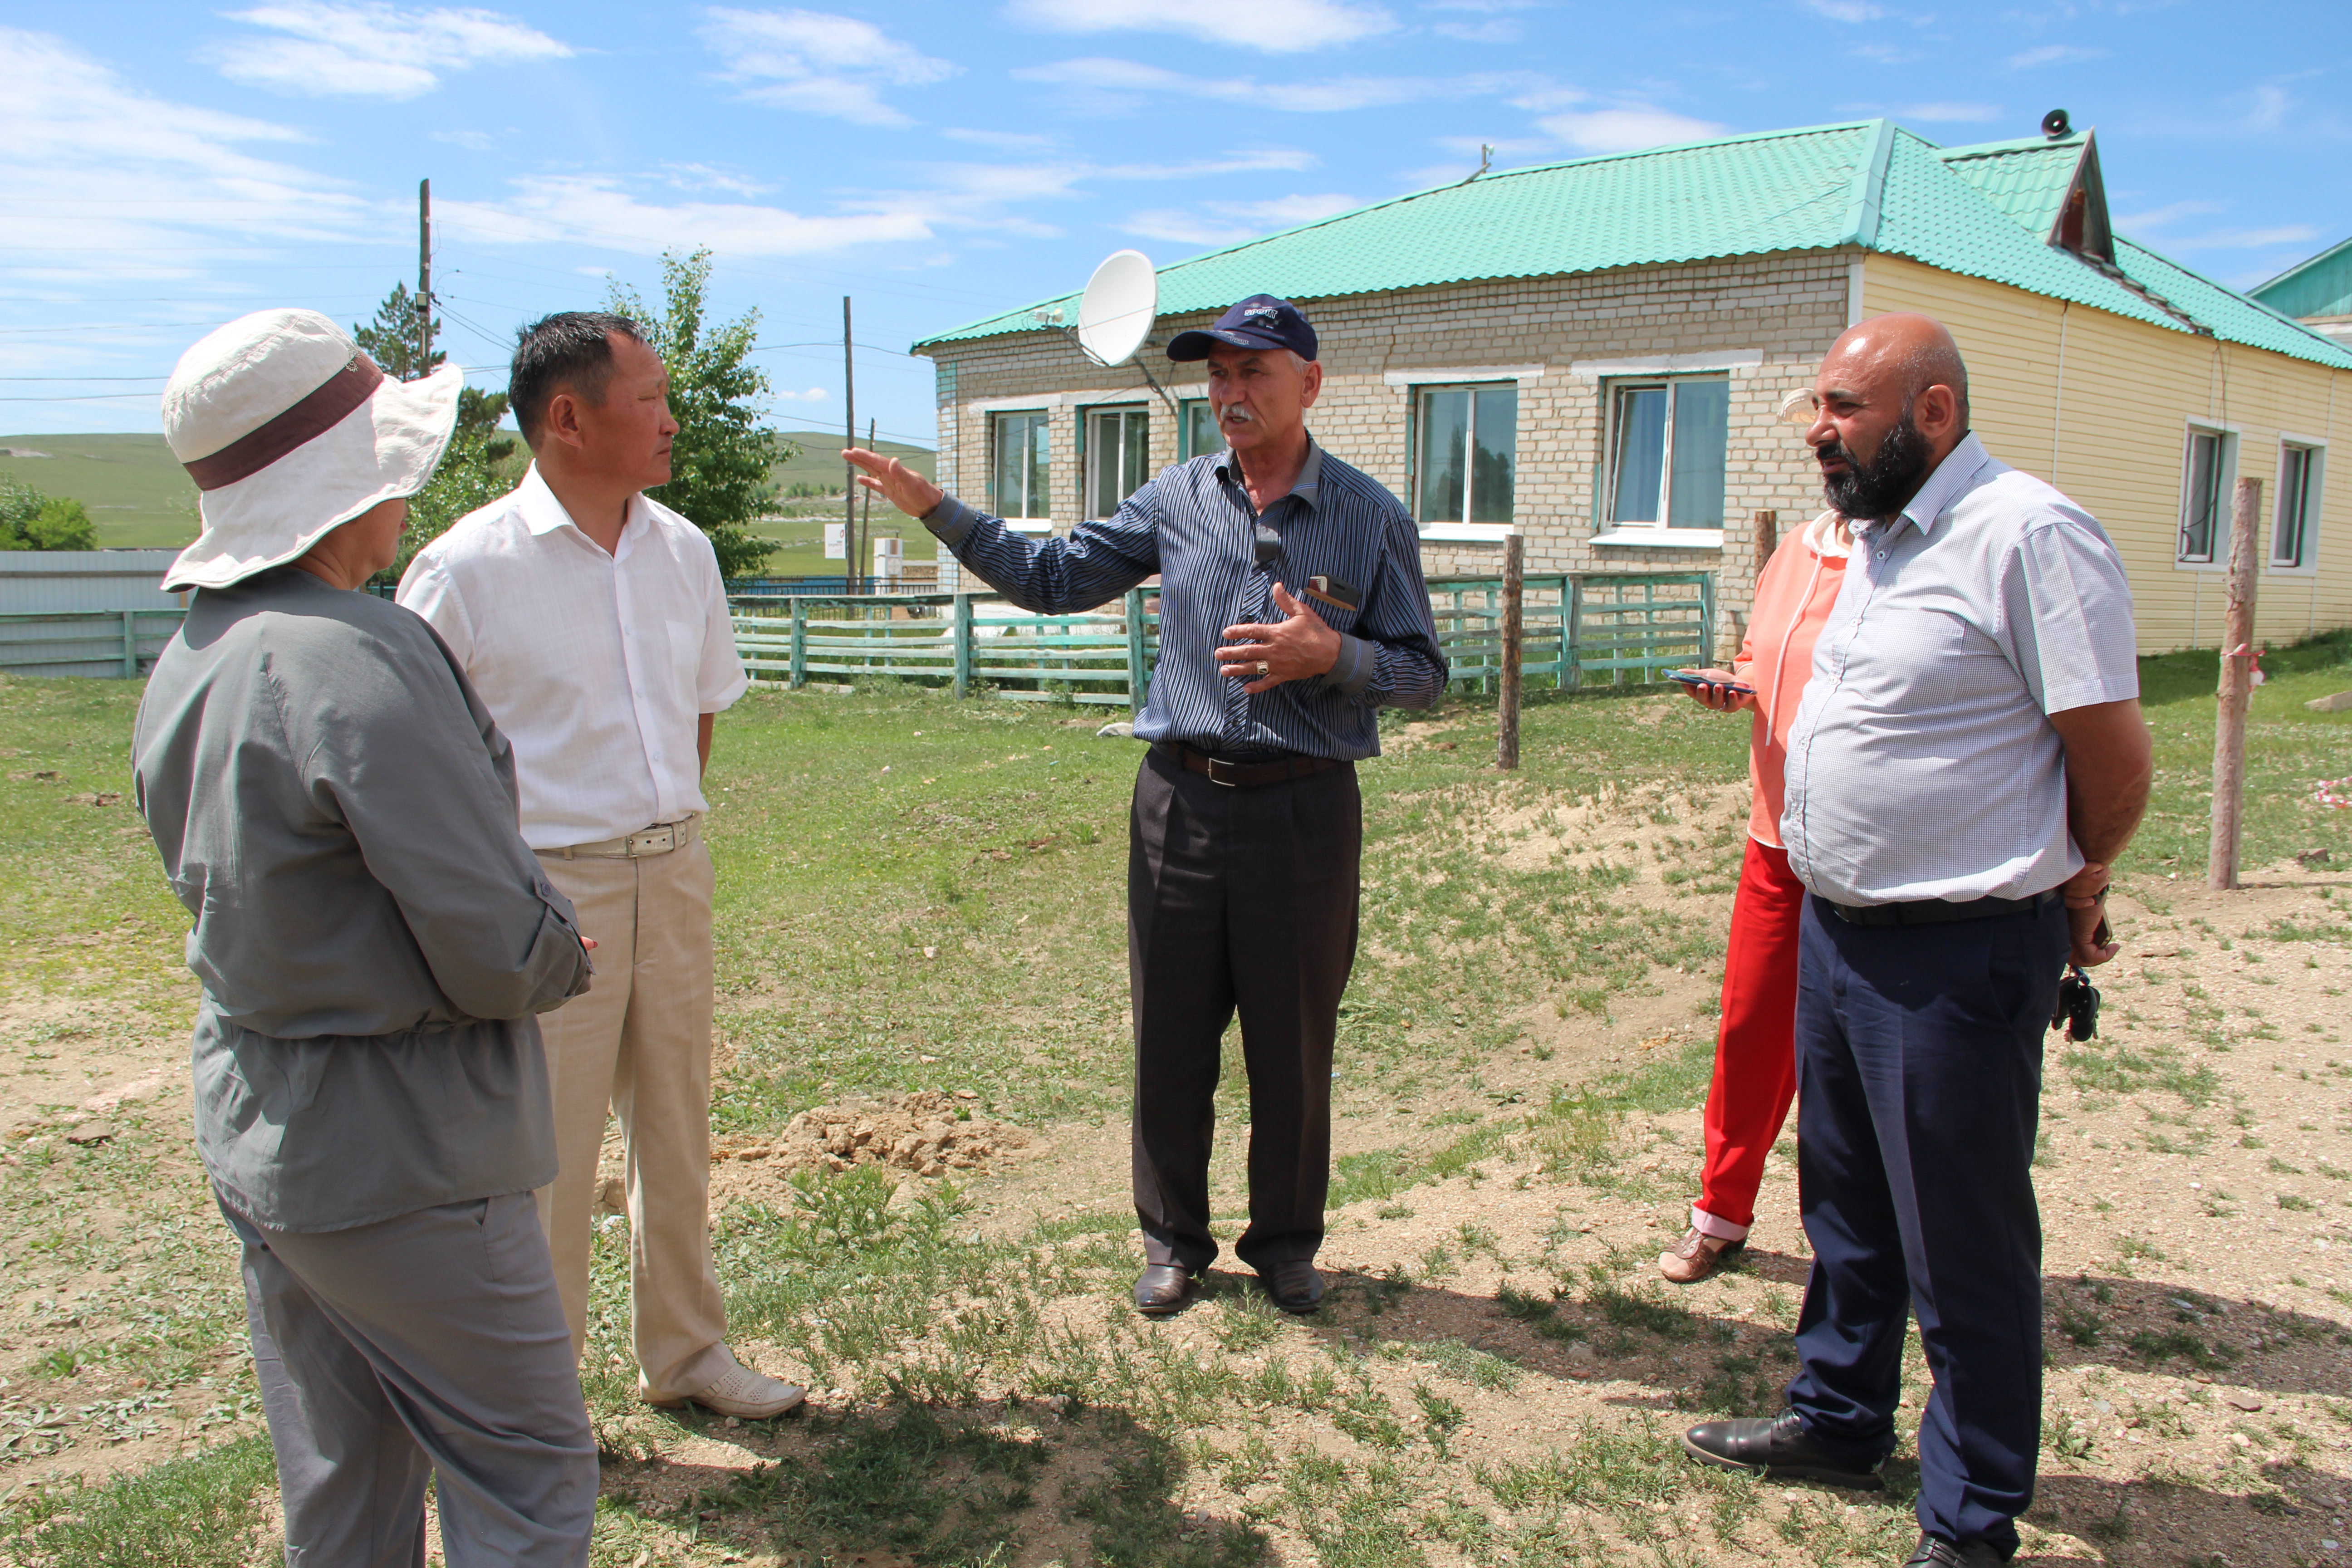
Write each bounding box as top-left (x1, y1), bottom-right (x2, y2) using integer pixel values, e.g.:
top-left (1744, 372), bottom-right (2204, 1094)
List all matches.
top-left (1932, 133), bottom-right (2086, 240)
top-left (914, 118), bottom-right (2352, 372)
top-left (2252, 234), bottom-right (2352, 319)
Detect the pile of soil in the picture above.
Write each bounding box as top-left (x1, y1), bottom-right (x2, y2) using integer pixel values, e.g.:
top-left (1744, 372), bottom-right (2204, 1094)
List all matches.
top-left (713, 1091), bottom-right (1031, 1179)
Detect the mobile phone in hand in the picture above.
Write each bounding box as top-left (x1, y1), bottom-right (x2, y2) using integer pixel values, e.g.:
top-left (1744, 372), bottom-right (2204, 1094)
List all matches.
top-left (1667, 669), bottom-right (1755, 696)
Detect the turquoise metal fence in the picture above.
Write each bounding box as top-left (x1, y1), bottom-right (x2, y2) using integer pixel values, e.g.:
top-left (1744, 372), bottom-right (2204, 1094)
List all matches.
top-left (1426, 572), bottom-right (1715, 692)
top-left (733, 571), bottom-right (1712, 707)
top-left (0, 609), bottom-right (186, 678)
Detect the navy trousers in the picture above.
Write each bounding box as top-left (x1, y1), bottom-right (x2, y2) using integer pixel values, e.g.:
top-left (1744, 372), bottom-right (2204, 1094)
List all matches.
top-left (1784, 893), bottom-right (2066, 1557)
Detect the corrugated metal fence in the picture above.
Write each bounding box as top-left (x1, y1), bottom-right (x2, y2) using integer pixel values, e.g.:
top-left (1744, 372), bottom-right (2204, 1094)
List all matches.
top-left (0, 551), bottom-right (188, 678)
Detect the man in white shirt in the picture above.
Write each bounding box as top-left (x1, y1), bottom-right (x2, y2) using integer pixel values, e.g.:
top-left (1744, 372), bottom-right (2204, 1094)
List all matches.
top-left (399, 312), bottom-right (802, 1421)
top-left (1679, 316), bottom-right (2150, 1568)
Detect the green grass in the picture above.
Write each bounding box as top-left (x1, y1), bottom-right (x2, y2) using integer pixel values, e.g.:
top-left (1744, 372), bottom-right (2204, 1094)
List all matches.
top-left (0, 1434), bottom-right (274, 1567)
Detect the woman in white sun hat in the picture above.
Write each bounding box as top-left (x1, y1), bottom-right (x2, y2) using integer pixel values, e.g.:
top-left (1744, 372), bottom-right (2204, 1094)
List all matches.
top-left (134, 308), bottom-right (600, 1566)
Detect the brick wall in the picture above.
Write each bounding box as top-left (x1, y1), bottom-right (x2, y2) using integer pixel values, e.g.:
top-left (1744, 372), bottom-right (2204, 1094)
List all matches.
top-left (921, 249), bottom-right (1857, 649)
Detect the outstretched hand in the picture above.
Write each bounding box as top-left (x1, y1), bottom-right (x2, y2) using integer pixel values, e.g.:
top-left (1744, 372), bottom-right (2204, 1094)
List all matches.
top-left (1217, 583), bottom-right (1342, 694)
top-left (842, 446), bottom-right (945, 521)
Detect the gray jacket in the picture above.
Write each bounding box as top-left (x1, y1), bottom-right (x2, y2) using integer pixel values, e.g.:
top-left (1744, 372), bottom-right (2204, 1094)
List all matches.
top-left (135, 567), bottom-right (592, 1231)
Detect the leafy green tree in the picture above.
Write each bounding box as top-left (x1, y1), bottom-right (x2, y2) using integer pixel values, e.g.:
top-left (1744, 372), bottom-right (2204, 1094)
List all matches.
top-left (352, 282), bottom-right (446, 383)
top-left (384, 427), bottom-right (529, 584)
top-left (607, 249), bottom-right (788, 580)
top-left (0, 480), bottom-right (98, 550)
top-left (26, 497), bottom-right (97, 550)
top-left (456, 387), bottom-right (516, 464)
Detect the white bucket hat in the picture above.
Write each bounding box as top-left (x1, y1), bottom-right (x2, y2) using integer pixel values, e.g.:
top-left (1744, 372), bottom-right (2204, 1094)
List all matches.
top-left (160, 308), bottom-right (462, 592)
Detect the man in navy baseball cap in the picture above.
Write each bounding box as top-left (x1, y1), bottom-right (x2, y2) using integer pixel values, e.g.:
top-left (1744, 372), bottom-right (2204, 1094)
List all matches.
top-left (1166, 294), bottom-right (1318, 362)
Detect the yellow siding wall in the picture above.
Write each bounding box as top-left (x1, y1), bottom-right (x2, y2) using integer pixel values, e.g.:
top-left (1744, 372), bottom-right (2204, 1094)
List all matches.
top-left (1863, 254), bottom-right (2350, 654)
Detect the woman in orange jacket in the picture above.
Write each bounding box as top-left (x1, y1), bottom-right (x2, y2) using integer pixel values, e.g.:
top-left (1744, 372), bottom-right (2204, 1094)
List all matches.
top-left (1660, 509), bottom-right (1851, 1284)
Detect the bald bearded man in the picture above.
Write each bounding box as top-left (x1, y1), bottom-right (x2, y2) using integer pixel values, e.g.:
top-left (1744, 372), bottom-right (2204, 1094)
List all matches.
top-left (1679, 316), bottom-right (2151, 1568)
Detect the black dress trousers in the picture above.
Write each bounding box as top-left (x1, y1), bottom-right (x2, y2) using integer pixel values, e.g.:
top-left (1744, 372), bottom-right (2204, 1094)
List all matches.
top-left (1127, 745), bottom-right (1362, 1275)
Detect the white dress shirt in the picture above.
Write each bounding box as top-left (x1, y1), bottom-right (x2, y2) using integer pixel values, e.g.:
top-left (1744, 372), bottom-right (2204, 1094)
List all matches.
top-left (397, 465), bottom-right (748, 849)
top-left (1780, 432), bottom-right (2139, 906)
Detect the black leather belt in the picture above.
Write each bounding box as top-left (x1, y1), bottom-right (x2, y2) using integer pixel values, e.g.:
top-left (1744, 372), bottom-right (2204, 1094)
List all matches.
top-left (1826, 889), bottom-right (2061, 927)
top-left (1156, 742), bottom-right (1346, 788)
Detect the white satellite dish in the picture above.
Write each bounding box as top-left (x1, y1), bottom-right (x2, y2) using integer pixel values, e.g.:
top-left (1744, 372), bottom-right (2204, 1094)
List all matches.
top-left (1075, 249), bottom-right (1156, 367)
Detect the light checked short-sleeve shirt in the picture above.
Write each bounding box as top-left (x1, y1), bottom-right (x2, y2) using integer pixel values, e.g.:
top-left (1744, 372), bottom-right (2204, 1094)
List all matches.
top-left (1780, 432), bottom-right (2140, 906)
top-left (398, 465), bottom-right (749, 848)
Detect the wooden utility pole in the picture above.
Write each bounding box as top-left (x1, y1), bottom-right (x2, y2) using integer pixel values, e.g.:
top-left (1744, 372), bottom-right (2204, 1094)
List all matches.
top-left (842, 296), bottom-right (857, 594)
top-left (1497, 529), bottom-right (1524, 769)
top-left (858, 417), bottom-right (877, 596)
top-left (416, 179), bottom-right (432, 378)
top-left (2207, 475), bottom-right (2263, 890)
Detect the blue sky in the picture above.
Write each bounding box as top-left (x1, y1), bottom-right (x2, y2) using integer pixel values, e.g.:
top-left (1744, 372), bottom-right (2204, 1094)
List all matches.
top-left (3, 1), bottom-right (2347, 446)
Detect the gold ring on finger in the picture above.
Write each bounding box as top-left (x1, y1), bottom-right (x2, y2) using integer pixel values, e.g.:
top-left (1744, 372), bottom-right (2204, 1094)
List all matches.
top-left (1256, 660), bottom-right (1270, 677)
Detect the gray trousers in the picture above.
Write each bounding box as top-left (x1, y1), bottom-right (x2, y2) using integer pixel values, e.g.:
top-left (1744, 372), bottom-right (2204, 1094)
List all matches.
top-left (1128, 747), bottom-right (1362, 1274)
top-left (223, 1191), bottom-right (598, 1568)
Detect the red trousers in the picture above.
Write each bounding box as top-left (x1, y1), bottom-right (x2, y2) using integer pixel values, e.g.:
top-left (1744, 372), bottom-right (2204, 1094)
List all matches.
top-left (1695, 837), bottom-right (1805, 1237)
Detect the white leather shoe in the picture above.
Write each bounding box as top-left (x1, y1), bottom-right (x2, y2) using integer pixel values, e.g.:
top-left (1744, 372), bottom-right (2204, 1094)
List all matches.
top-left (650, 1359), bottom-right (806, 1420)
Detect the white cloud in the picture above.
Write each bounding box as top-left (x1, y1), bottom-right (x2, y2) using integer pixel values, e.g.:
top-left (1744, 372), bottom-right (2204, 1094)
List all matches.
top-left (1802, 0), bottom-right (1881, 20)
top-left (773, 386), bottom-right (830, 402)
top-left (209, 3), bottom-right (570, 99)
top-left (441, 174), bottom-right (935, 256)
top-left (2114, 199), bottom-right (2221, 231)
top-left (1538, 108), bottom-right (1726, 153)
top-left (944, 127), bottom-right (1060, 151)
top-left (2157, 224), bottom-right (2322, 251)
top-left (1003, 0), bottom-right (1396, 53)
top-left (431, 128), bottom-right (496, 150)
top-left (1847, 42), bottom-right (1921, 64)
top-left (1898, 102), bottom-right (2003, 123)
top-left (2006, 44), bottom-right (2104, 69)
top-left (701, 7), bottom-right (956, 126)
top-left (661, 162), bottom-right (775, 197)
top-left (1122, 191), bottom-right (1359, 246)
top-left (1012, 57), bottom-right (1519, 114)
top-left (0, 25), bottom-right (374, 287)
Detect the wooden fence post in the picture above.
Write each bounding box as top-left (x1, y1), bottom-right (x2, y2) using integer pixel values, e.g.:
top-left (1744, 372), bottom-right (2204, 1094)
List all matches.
top-left (952, 593), bottom-right (974, 699)
top-left (1497, 532), bottom-right (1523, 769)
top-left (120, 609), bottom-right (138, 679)
top-left (1564, 576), bottom-right (1583, 691)
top-left (788, 598), bottom-right (807, 690)
top-left (1124, 588), bottom-right (1148, 713)
top-left (2208, 475), bottom-right (2263, 890)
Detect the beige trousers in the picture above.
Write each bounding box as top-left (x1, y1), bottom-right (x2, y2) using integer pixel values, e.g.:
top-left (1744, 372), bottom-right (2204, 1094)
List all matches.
top-left (533, 837), bottom-right (732, 1403)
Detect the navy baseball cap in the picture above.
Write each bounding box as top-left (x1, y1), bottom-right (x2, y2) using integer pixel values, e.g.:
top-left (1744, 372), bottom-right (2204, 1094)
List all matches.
top-left (1166, 294), bottom-right (1318, 363)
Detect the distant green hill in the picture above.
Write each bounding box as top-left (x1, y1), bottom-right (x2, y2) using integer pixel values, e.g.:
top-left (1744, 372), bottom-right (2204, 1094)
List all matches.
top-left (0, 433), bottom-right (199, 548)
top-left (0, 427), bottom-right (936, 554)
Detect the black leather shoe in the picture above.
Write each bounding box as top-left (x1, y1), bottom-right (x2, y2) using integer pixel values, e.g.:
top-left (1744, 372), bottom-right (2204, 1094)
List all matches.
top-left (1134, 1264), bottom-right (1198, 1317)
top-left (1260, 1261), bottom-right (1323, 1314)
top-left (1903, 1534), bottom-right (2005, 1567)
top-left (1681, 1411), bottom-right (1885, 1489)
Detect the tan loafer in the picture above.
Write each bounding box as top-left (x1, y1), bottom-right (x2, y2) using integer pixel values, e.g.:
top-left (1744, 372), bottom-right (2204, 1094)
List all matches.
top-left (1658, 1227), bottom-right (1744, 1284)
top-left (650, 1362), bottom-right (807, 1421)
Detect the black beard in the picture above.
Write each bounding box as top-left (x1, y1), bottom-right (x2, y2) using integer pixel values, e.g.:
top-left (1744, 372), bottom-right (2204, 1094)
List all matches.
top-left (1817, 412), bottom-right (1932, 521)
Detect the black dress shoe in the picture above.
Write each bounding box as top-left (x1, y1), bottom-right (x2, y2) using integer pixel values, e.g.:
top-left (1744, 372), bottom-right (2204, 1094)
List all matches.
top-left (1134, 1264), bottom-right (1197, 1317)
top-left (1260, 1261), bottom-right (1323, 1314)
top-left (1903, 1534), bottom-right (2005, 1567)
top-left (1681, 1411), bottom-right (1885, 1490)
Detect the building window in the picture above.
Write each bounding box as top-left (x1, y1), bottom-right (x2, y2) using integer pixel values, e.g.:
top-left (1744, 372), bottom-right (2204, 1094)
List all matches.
top-left (2274, 442), bottom-right (2322, 569)
top-left (1606, 377), bottom-right (1729, 530)
top-left (991, 411), bottom-right (1050, 520)
top-left (2178, 426), bottom-right (2231, 564)
top-left (1178, 398), bottom-right (1220, 460)
top-left (1415, 384), bottom-right (1516, 524)
top-left (1086, 406), bottom-right (1150, 518)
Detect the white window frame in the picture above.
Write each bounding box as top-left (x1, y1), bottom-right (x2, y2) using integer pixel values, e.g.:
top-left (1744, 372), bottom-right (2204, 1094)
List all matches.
top-left (2175, 420), bottom-right (2239, 572)
top-left (1594, 375), bottom-right (1731, 548)
top-left (1410, 380), bottom-right (1519, 528)
top-left (2270, 434), bottom-right (2326, 576)
top-left (1083, 403), bottom-right (1151, 519)
top-left (988, 409), bottom-right (1052, 529)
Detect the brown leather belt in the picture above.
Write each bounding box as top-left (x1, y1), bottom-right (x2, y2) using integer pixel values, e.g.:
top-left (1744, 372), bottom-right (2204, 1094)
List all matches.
top-left (1156, 742), bottom-right (1346, 788)
top-left (1825, 889), bottom-right (2060, 927)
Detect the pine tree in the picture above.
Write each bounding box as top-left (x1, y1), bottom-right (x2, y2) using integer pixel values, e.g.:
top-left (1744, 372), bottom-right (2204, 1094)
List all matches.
top-left (352, 282), bottom-right (446, 382)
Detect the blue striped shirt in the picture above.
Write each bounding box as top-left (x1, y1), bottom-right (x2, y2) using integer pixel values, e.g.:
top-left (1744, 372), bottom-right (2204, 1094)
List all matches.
top-left (924, 442), bottom-right (1447, 761)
